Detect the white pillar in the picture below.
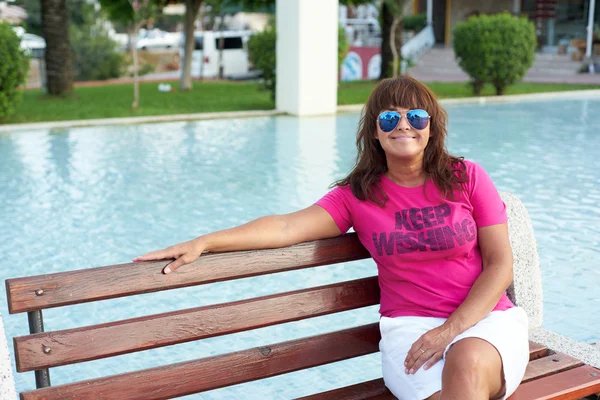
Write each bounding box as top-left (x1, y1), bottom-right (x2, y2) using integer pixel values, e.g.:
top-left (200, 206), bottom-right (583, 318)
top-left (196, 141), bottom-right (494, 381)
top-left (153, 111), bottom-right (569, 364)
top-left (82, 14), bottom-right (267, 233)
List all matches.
top-left (427, 0), bottom-right (433, 26)
top-left (0, 313), bottom-right (17, 399)
top-left (276, 0), bottom-right (339, 116)
top-left (586, 0), bottom-right (597, 73)
top-left (513, 0), bottom-right (521, 14)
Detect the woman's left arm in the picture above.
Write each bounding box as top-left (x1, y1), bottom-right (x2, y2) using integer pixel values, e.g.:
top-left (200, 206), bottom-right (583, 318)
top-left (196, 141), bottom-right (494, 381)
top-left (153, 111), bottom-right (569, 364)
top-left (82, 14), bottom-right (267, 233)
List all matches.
top-left (444, 222), bottom-right (514, 337)
top-left (404, 223), bottom-right (514, 374)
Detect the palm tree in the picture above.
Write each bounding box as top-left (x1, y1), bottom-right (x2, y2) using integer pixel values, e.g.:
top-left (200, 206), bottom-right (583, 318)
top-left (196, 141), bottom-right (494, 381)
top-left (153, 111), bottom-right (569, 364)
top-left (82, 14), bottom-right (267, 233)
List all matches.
top-left (180, 0), bottom-right (203, 91)
top-left (379, 0), bottom-right (404, 79)
top-left (41, 0), bottom-right (73, 95)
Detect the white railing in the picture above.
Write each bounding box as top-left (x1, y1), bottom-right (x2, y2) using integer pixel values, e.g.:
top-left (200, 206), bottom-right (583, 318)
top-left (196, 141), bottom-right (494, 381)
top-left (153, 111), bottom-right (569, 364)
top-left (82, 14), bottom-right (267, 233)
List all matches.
top-left (401, 25), bottom-right (435, 64)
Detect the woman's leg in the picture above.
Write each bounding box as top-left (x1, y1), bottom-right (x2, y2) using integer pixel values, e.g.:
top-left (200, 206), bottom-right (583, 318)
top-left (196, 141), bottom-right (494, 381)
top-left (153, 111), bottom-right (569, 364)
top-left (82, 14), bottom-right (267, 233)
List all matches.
top-left (440, 338), bottom-right (505, 400)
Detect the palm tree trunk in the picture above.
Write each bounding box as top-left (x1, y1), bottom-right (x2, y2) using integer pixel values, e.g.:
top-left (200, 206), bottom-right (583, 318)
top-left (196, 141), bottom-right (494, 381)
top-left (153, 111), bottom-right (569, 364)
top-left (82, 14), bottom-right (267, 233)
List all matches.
top-left (380, 0), bottom-right (405, 79)
top-left (180, 0), bottom-right (203, 91)
top-left (41, 0), bottom-right (73, 95)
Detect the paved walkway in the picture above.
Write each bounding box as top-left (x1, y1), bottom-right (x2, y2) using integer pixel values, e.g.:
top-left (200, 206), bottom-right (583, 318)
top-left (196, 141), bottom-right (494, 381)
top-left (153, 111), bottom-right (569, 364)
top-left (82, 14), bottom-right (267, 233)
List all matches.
top-left (409, 47), bottom-right (600, 84)
top-left (410, 71), bottom-right (600, 84)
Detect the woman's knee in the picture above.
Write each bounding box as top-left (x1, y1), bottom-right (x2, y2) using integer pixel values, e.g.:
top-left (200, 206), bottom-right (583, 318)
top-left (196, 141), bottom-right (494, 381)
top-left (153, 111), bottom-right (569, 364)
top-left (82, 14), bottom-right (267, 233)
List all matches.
top-left (442, 338), bottom-right (503, 392)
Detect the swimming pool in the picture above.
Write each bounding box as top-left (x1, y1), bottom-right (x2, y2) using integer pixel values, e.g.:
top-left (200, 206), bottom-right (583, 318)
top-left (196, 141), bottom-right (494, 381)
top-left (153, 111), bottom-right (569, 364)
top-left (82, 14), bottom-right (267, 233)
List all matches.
top-left (1, 95), bottom-right (599, 398)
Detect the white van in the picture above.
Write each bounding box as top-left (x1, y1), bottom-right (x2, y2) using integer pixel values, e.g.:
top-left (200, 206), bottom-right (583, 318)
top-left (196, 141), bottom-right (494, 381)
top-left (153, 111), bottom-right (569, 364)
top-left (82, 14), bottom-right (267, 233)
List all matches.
top-left (182, 30), bottom-right (256, 79)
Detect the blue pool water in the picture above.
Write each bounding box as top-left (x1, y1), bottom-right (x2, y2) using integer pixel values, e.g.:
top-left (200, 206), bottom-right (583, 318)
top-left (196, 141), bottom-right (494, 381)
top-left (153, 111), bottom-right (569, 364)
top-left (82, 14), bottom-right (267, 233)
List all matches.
top-left (1, 95), bottom-right (599, 398)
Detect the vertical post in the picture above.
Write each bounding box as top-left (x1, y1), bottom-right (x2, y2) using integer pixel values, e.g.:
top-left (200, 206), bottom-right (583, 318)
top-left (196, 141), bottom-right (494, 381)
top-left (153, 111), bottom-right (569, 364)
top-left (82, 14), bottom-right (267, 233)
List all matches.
top-left (27, 311), bottom-right (51, 388)
top-left (39, 57), bottom-right (47, 94)
top-left (427, 0), bottom-right (433, 26)
top-left (276, 0), bottom-right (339, 116)
top-left (218, 9), bottom-right (225, 79)
top-left (513, 0), bottom-right (521, 14)
top-left (586, 0), bottom-right (597, 73)
top-left (547, 18), bottom-right (555, 46)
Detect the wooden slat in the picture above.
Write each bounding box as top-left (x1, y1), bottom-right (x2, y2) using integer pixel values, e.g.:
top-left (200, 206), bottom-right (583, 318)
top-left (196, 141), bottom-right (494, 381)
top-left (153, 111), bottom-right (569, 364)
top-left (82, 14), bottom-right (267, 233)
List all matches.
top-left (509, 365), bottom-right (600, 400)
top-left (14, 277), bottom-right (379, 372)
top-left (522, 352), bottom-right (583, 382)
top-left (528, 342), bottom-right (548, 360)
top-left (298, 343), bottom-right (557, 400)
top-left (6, 233), bottom-right (370, 314)
top-left (20, 323), bottom-right (381, 400)
top-left (296, 378), bottom-right (393, 400)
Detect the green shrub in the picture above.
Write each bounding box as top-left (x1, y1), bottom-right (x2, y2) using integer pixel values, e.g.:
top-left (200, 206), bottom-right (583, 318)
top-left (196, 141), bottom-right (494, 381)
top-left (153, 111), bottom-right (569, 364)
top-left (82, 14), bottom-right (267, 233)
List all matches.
top-left (248, 25), bottom-right (276, 102)
top-left (0, 23), bottom-right (29, 119)
top-left (403, 13), bottom-right (427, 32)
top-left (248, 22), bottom-right (350, 103)
top-left (70, 25), bottom-right (123, 82)
top-left (453, 12), bottom-right (536, 95)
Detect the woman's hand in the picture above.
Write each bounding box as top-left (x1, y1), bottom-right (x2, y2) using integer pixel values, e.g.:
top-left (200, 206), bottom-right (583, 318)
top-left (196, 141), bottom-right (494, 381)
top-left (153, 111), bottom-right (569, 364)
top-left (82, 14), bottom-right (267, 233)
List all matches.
top-left (132, 238), bottom-right (207, 274)
top-left (404, 323), bottom-right (457, 375)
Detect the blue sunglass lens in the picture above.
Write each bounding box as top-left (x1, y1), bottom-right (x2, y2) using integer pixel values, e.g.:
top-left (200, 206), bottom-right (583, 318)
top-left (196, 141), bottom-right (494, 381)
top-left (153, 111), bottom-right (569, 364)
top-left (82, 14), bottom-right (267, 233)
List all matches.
top-left (406, 109), bottom-right (430, 130)
top-left (378, 112), bottom-right (400, 132)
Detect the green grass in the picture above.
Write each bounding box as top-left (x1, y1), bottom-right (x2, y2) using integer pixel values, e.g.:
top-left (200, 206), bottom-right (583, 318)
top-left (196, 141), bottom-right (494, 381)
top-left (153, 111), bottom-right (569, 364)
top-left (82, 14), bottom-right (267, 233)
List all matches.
top-left (5, 81), bottom-right (274, 124)
top-left (337, 81), bottom-right (600, 105)
top-left (3, 80), bottom-right (600, 124)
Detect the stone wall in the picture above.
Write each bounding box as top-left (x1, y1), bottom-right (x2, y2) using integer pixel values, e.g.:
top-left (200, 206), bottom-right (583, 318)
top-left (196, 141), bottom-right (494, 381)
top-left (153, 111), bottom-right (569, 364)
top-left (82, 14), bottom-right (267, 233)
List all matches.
top-left (0, 313), bottom-right (16, 400)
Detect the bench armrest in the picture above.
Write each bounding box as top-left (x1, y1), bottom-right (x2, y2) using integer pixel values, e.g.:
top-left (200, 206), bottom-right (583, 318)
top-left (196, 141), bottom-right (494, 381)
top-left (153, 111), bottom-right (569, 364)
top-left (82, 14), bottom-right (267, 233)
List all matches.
top-left (530, 327), bottom-right (600, 369)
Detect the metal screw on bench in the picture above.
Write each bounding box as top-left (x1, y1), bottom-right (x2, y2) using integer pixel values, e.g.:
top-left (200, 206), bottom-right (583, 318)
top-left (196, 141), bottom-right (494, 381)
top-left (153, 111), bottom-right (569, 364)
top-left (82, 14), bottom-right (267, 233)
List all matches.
top-left (28, 310), bottom-right (51, 388)
top-left (42, 345), bottom-right (52, 354)
top-left (259, 347), bottom-right (271, 356)
top-left (35, 289), bottom-right (44, 296)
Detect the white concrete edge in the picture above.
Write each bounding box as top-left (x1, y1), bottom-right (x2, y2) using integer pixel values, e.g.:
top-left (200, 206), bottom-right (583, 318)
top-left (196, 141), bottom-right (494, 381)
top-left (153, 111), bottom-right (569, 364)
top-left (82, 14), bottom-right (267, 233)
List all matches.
top-left (530, 327), bottom-right (600, 369)
top-left (437, 89), bottom-right (600, 105)
top-left (1, 89), bottom-right (599, 133)
top-left (0, 109), bottom-right (285, 133)
top-left (0, 313), bottom-right (17, 400)
top-left (338, 89), bottom-right (600, 112)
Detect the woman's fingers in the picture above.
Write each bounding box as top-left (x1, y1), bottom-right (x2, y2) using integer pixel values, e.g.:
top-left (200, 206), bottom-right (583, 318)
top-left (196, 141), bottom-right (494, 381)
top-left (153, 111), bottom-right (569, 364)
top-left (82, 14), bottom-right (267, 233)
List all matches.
top-left (423, 351), bottom-right (444, 370)
top-left (133, 240), bottom-right (205, 274)
top-left (164, 254), bottom-right (198, 274)
top-left (405, 339), bottom-right (426, 369)
top-left (405, 347), bottom-right (438, 374)
top-left (133, 246), bottom-right (180, 262)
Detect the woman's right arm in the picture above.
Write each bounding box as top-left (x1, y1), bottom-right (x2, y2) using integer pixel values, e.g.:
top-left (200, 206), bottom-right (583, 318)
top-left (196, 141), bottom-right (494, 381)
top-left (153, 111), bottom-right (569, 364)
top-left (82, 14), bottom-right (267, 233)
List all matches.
top-left (133, 205), bottom-right (342, 274)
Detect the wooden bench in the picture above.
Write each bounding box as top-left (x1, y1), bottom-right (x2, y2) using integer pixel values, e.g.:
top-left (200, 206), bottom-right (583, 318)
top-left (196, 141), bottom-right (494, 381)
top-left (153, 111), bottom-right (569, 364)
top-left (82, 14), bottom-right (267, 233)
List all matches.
top-left (5, 193), bottom-right (600, 400)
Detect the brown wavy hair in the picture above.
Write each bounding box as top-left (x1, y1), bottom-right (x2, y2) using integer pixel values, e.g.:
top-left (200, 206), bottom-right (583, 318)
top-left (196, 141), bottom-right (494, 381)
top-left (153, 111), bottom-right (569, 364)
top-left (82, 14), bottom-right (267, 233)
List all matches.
top-left (334, 76), bottom-right (467, 206)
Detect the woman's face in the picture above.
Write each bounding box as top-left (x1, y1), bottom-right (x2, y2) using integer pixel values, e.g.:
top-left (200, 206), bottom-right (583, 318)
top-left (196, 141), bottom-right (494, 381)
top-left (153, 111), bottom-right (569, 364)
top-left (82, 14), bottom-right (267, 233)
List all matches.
top-left (374, 106), bottom-right (431, 161)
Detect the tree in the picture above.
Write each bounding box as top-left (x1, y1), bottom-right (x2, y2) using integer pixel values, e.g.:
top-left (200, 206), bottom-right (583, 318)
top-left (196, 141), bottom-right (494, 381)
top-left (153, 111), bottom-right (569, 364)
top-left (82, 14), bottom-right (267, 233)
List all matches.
top-left (100, 0), bottom-right (157, 109)
top-left (0, 23), bottom-right (29, 119)
top-left (188, 0), bottom-right (273, 85)
top-left (180, 0), bottom-right (203, 90)
top-left (41, 0), bottom-right (73, 95)
top-left (18, 0), bottom-right (95, 36)
top-left (453, 13), bottom-right (536, 95)
top-left (379, 0), bottom-right (404, 79)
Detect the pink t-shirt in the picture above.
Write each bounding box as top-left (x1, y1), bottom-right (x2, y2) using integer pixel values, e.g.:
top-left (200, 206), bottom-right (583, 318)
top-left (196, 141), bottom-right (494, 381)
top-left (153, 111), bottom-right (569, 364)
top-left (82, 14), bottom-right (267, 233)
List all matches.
top-left (316, 160), bottom-right (514, 318)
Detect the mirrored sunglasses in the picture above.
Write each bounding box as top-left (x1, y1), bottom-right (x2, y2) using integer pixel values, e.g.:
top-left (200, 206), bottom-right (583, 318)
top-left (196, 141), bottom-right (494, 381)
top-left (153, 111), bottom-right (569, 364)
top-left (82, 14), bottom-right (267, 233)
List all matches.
top-left (377, 110), bottom-right (430, 132)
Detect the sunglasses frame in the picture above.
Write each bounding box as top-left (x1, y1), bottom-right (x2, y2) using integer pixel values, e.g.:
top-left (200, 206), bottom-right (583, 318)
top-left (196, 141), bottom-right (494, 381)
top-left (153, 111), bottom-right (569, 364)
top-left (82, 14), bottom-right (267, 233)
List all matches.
top-left (377, 109), bottom-right (431, 132)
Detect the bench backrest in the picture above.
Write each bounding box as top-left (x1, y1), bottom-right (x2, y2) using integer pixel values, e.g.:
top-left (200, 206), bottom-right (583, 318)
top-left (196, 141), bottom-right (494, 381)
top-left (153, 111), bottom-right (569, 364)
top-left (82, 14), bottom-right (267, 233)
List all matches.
top-left (5, 192), bottom-right (543, 399)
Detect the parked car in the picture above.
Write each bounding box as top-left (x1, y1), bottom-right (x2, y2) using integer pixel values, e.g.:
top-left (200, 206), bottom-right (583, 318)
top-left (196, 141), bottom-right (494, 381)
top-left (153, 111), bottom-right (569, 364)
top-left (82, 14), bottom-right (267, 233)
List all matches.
top-left (137, 28), bottom-right (181, 50)
top-left (182, 30), bottom-right (258, 79)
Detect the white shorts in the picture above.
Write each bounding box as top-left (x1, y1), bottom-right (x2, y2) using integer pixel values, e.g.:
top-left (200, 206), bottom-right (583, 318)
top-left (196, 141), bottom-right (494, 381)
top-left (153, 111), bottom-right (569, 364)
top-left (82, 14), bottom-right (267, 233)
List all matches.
top-left (379, 307), bottom-right (529, 400)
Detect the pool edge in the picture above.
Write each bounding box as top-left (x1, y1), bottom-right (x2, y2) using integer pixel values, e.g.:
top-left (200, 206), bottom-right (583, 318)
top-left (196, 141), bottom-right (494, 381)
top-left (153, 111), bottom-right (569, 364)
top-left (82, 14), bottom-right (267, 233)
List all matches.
top-left (2, 89), bottom-right (600, 132)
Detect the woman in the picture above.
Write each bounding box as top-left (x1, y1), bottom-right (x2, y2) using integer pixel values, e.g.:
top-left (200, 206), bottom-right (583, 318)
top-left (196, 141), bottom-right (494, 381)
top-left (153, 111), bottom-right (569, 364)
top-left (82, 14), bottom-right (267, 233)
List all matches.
top-left (134, 76), bottom-right (529, 400)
